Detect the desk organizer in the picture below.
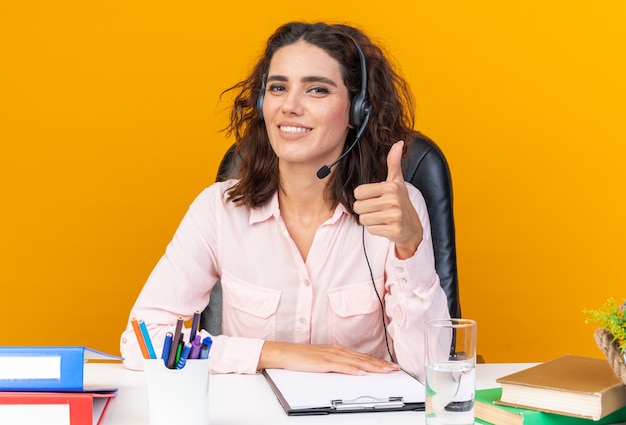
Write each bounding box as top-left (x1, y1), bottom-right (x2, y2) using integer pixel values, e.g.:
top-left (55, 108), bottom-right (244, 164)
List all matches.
top-left (143, 358), bottom-right (210, 425)
top-left (594, 327), bottom-right (626, 385)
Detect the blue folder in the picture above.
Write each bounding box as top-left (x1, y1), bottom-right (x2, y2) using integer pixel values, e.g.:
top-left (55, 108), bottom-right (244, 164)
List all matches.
top-left (0, 346), bottom-right (122, 391)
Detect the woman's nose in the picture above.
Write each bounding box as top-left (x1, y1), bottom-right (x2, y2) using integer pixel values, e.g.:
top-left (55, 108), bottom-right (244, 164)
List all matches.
top-left (281, 91), bottom-right (304, 116)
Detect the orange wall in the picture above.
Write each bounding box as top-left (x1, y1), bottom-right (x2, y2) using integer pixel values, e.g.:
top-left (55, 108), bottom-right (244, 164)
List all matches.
top-left (1, 1), bottom-right (624, 362)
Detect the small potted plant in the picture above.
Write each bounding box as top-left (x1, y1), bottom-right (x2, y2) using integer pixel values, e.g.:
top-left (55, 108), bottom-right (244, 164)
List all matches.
top-left (584, 298), bottom-right (626, 384)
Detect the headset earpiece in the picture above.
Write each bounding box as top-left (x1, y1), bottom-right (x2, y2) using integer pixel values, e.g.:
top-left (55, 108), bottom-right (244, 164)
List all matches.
top-left (350, 90), bottom-right (370, 129)
top-left (257, 74), bottom-right (266, 121)
top-left (349, 41), bottom-right (370, 129)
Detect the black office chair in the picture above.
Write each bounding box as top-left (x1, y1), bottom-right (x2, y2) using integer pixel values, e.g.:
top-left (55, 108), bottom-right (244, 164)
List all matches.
top-left (200, 133), bottom-right (461, 335)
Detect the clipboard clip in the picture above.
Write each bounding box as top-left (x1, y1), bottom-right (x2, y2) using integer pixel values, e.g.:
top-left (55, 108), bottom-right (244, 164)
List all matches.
top-left (331, 395), bottom-right (405, 411)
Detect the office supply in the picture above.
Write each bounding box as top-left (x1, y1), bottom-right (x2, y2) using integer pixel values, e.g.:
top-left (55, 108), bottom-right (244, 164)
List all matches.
top-left (176, 344), bottom-right (191, 369)
top-left (496, 354), bottom-right (626, 420)
top-left (199, 336), bottom-right (212, 359)
top-left (130, 317), bottom-right (150, 359)
top-left (0, 390), bottom-right (116, 425)
top-left (189, 310), bottom-right (201, 343)
top-left (143, 358), bottom-right (210, 425)
top-left (199, 344), bottom-right (209, 360)
top-left (202, 336), bottom-right (212, 353)
top-left (262, 368), bottom-right (425, 415)
top-left (475, 387), bottom-right (626, 425)
top-left (137, 319), bottom-right (156, 359)
top-left (0, 346), bottom-right (121, 391)
top-left (167, 317), bottom-right (184, 369)
top-left (174, 339), bottom-right (183, 366)
top-left (189, 335), bottom-right (201, 360)
top-left (161, 332), bottom-right (173, 366)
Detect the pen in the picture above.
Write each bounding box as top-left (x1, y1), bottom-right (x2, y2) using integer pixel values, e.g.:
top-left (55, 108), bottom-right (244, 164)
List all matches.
top-left (161, 332), bottom-right (173, 366)
top-left (138, 319), bottom-right (157, 359)
top-left (176, 344), bottom-right (191, 369)
top-left (189, 334), bottom-right (202, 360)
top-left (199, 343), bottom-right (209, 359)
top-left (167, 316), bottom-right (184, 369)
top-left (189, 310), bottom-right (201, 343)
top-left (200, 336), bottom-right (212, 359)
top-left (131, 317), bottom-right (150, 359)
top-left (174, 338), bottom-right (184, 366)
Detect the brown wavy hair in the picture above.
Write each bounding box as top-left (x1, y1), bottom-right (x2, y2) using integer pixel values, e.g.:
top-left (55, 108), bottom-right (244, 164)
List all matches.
top-left (221, 21), bottom-right (416, 218)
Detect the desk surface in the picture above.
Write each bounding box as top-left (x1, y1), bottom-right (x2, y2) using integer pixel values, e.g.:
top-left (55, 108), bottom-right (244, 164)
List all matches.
top-left (86, 362), bottom-right (536, 424)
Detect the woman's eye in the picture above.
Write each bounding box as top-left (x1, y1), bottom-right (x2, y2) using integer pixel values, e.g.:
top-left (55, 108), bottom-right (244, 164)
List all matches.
top-left (309, 86), bottom-right (330, 94)
top-left (268, 84), bottom-right (286, 92)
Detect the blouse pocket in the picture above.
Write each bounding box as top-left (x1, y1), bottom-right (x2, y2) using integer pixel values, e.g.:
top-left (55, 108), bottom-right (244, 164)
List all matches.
top-left (221, 272), bottom-right (282, 340)
top-left (327, 281), bottom-right (384, 349)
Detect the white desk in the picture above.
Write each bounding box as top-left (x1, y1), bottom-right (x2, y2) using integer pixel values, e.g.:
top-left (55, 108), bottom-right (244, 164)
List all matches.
top-left (86, 362), bottom-right (536, 424)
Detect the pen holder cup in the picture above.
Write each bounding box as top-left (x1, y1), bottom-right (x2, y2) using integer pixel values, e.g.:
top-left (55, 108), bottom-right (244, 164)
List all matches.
top-left (143, 358), bottom-right (210, 425)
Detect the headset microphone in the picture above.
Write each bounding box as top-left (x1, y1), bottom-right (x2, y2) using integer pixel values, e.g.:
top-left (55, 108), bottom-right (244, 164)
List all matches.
top-left (316, 110), bottom-right (370, 179)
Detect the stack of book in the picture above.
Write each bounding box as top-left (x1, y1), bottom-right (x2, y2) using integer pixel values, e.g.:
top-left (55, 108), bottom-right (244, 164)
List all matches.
top-left (475, 354), bottom-right (626, 425)
top-left (0, 346), bottom-right (121, 425)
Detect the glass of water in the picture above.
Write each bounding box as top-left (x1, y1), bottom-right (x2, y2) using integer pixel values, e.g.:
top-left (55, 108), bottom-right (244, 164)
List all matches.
top-left (425, 318), bottom-right (476, 425)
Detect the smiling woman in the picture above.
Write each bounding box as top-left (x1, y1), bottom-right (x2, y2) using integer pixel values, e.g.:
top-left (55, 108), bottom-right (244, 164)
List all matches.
top-left (263, 41), bottom-right (352, 179)
top-left (120, 21), bottom-right (450, 381)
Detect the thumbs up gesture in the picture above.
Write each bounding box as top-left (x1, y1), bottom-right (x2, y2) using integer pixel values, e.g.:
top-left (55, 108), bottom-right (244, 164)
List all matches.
top-left (353, 141), bottom-right (423, 259)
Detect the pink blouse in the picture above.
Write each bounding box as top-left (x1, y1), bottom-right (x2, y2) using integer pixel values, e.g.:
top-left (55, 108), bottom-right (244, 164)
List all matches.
top-left (120, 180), bottom-right (450, 379)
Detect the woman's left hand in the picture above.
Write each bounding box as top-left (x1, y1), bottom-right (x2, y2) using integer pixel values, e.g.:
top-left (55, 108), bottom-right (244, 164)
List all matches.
top-left (258, 341), bottom-right (399, 375)
top-left (353, 140), bottom-right (423, 259)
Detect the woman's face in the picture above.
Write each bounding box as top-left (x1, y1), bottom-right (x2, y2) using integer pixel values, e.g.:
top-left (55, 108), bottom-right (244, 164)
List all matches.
top-left (262, 40), bottom-right (351, 175)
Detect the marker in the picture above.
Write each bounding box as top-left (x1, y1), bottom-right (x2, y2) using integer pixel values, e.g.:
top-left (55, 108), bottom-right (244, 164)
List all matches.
top-left (176, 344), bottom-right (191, 369)
top-left (161, 332), bottom-right (173, 366)
top-left (138, 319), bottom-right (157, 359)
top-left (199, 343), bottom-right (209, 359)
top-left (174, 338), bottom-right (184, 366)
top-left (190, 310), bottom-right (201, 343)
top-left (189, 335), bottom-right (202, 360)
top-left (200, 336), bottom-right (213, 359)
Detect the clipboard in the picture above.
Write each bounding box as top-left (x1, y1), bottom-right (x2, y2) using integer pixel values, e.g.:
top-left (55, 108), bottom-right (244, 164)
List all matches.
top-left (262, 368), bottom-right (425, 415)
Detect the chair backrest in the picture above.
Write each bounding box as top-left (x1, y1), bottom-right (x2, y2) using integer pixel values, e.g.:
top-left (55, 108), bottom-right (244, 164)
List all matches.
top-left (201, 134), bottom-right (461, 335)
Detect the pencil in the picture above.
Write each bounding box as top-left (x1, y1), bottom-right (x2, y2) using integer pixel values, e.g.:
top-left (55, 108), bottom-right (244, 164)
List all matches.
top-left (190, 310), bottom-right (201, 343)
top-left (131, 317), bottom-right (150, 359)
top-left (167, 316), bottom-right (184, 369)
top-left (138, 319), bottom-right (157, 359)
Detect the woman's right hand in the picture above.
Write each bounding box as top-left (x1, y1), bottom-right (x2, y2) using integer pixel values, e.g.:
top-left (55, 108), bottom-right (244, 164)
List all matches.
top-left (257, 341), bottom-right (399, 375)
